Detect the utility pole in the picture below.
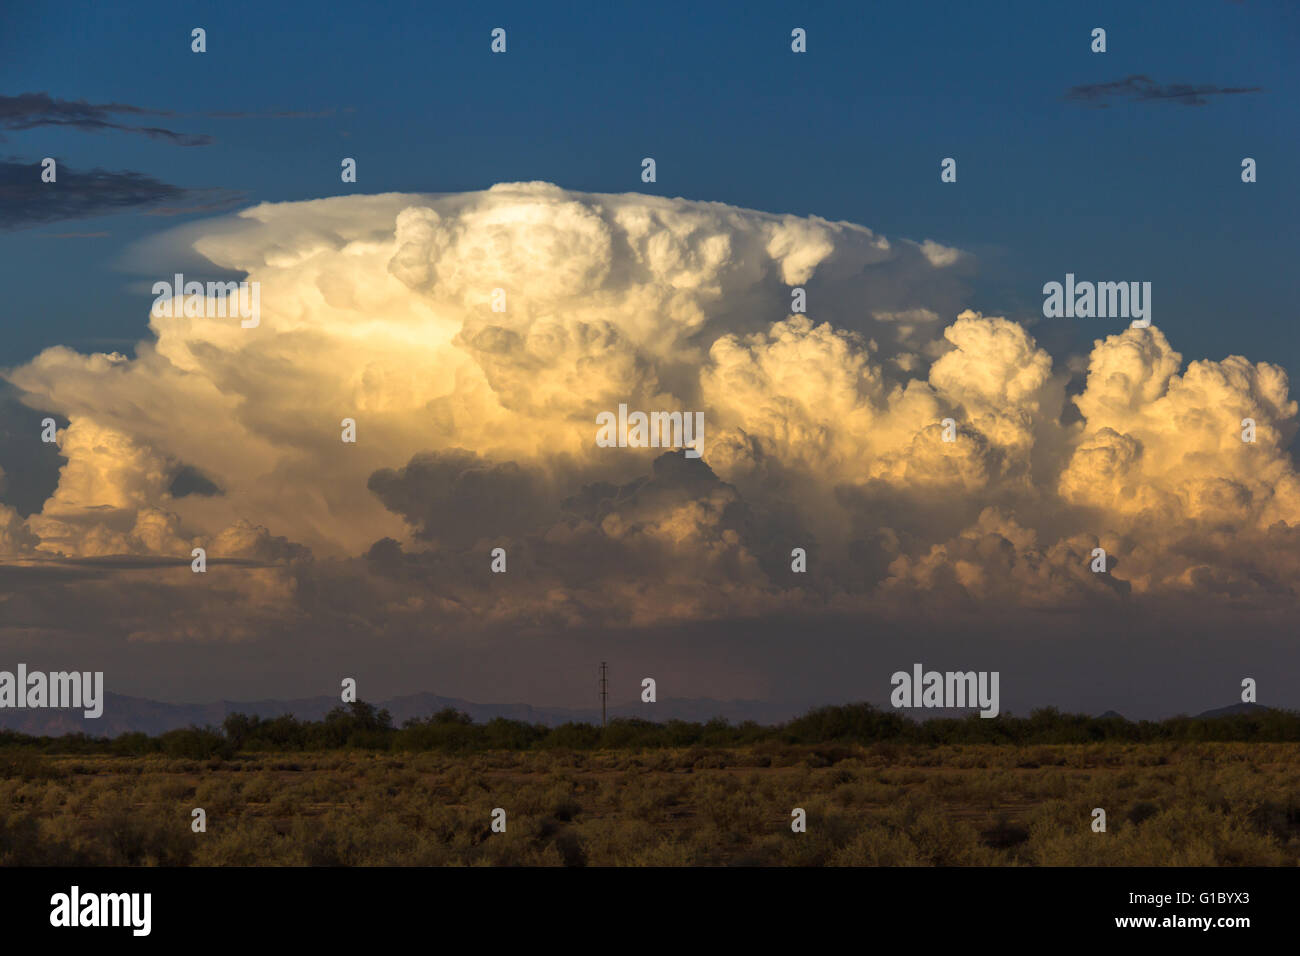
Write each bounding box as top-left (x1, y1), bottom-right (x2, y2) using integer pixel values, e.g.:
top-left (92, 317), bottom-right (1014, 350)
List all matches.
top-left (599, 661), bottom-right (608, 728)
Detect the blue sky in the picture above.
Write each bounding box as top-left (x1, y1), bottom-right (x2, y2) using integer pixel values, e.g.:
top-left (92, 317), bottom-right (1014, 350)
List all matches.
top-left (2, 0), bottom-right (1296, 372)
top-left (0, 1), bottom-right (1298, 711)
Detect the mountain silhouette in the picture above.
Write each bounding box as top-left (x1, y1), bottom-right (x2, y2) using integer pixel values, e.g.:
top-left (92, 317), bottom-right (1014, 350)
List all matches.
top-left (0, 691), bottom-right (808, 737)
top-left (1192, 702), bottom-right (1269, 719)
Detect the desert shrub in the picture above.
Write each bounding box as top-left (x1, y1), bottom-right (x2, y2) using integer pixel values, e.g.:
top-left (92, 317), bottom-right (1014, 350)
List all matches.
top-left (158, 727), bottom-right (233, 760)
top-left (1127, 800), bottom-right (1160, 826)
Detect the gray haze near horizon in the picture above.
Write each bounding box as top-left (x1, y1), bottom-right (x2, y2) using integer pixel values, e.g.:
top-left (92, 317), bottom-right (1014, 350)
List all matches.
top-left (1, 603), bottom-right (1289, 726)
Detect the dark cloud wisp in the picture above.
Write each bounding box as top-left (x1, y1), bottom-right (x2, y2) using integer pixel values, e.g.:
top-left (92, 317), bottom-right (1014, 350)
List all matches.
top-left (1065, 74), bottom-right (1263, 107)
top-left (0, 92), bottom-right (213, 146)
top-left (0, 160), bottom-right (244, 230)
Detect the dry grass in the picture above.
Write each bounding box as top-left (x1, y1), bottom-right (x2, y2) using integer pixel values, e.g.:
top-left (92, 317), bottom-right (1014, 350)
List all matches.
top-left (1, 742), bottom-right (1297, 866)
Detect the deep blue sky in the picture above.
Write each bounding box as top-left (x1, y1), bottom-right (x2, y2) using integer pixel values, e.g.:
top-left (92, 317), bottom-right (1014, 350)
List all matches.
top-left (2, 0), bottom-right (1297, 374)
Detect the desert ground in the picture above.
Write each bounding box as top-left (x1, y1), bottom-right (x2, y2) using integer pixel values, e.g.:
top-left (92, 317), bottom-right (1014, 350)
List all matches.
top-left (1, 742), bottom-right (1296, 866)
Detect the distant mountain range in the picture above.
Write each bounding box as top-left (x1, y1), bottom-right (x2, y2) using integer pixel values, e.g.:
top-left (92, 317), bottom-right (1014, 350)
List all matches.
top-left (0, 691), bottom-right (814, 737)
top-left (1187, 702), bottom-right (1270, 719)
top-left (1096, 703), bottom-right (1271, 722)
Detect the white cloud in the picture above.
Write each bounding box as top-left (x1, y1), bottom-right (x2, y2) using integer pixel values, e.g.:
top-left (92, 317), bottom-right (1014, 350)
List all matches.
top-left (2, 184), bottom-right (1296, 637)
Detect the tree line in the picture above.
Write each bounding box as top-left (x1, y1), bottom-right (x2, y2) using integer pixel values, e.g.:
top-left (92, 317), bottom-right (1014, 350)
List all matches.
top-left (1, 702), bottom-right (1299, 759)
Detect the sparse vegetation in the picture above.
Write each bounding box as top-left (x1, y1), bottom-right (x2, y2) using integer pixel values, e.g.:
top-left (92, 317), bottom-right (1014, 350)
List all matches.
top-left (1, 739), bottom-right (1297, 866)
top-left (5, 702), bottom-right (1300, 758)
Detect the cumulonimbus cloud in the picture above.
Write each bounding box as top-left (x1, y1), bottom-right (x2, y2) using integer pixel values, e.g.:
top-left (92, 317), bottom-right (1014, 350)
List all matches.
top-left (1, 182), bottom-right (1296, 643)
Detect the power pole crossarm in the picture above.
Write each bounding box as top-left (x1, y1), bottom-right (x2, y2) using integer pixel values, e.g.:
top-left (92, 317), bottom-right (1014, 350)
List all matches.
top-left (599, 661), bottom-right (608, 729)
